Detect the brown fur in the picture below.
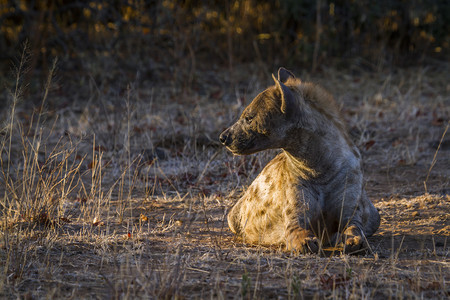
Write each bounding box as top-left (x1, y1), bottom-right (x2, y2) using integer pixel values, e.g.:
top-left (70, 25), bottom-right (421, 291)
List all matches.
top-left (220, 68), bottom-right (380, 253)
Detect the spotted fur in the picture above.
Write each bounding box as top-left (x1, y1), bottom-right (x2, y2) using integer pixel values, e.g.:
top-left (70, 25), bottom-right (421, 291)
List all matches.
top-left (219, 68), bottom-right (380, 253)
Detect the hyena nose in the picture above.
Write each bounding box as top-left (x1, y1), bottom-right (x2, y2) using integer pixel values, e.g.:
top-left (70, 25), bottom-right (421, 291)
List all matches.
top-left (219, 129), bottom-right (231, 146)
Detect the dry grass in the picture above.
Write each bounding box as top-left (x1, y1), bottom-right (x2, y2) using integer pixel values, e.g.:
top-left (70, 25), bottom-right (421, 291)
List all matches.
top-left (0, 52), bottom-right (449, 299)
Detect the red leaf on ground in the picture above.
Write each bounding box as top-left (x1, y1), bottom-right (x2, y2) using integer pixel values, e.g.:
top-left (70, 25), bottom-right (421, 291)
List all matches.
top-left (364, 140), bottom-right (375, 150)
top-left (320, 274), bottom-right (351, 290)
top-left (398, 159), bottom-right (406, 165)
top-left (75, 197), bottom-right (87, 204)
top-left (392, 139), bottom-right (402, 147)
top-left (95, 145), bottom-right (107, 152)
top-left (424, 281), bottom-right (441, 290)
top-left (133, 126), bottom-right (144, 133)
top-left (210, 90), bottom-right (223, 99)
top-left (431, 117), bottom-right (444, 126)
top-left (432, 111), bottom-right (445, 126)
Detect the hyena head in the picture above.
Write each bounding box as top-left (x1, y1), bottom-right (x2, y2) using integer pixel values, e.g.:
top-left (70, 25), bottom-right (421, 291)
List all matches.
top-left (219, 68), bottom-right (299, 155)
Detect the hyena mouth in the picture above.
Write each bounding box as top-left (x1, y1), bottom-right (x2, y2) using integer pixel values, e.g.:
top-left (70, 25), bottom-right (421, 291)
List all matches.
top-left (228, 136), bottom-right (257, 155)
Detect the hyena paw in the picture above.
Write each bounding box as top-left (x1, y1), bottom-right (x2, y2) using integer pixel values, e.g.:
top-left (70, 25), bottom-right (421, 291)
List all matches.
top-left (303, 236), bottom-right (320, 253)
top-left (343, 225), bottom-right (365, 254)
top-left (287, 229), bottom-right (319, 254)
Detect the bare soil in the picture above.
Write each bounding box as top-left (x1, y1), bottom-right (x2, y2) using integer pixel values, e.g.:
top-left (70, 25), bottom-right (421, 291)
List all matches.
top-left (1, 62), bottom-right (449, 299)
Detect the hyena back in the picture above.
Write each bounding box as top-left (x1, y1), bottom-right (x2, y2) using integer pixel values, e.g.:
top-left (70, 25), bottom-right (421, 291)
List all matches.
top-left (219, 68), bottom-right (380, 253)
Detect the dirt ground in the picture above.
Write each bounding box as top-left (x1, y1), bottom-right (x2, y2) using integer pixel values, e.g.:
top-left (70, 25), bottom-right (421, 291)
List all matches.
top-left (0, 61), bottom-right (449, 299)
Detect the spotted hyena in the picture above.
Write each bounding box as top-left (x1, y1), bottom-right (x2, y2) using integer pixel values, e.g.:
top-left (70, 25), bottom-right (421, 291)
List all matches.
top-left (219, 68), bottom-right (380, 253)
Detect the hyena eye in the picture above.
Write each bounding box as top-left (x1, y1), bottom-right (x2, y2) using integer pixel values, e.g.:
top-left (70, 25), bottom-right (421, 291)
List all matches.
top-left (245, 115), bottom-right (253, 123)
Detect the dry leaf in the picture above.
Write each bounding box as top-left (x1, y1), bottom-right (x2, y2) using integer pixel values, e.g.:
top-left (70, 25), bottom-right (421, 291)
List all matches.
top-left (320, 274), bottom-right (351, 290)
top-left (59, 217), bottom-right (71, 223)
top-left (92, 216), bottom-right (104, 227)
top-left (140, 214), bottom-right (148, 222)
top-left (364, 140), bottom-right (376, 150)
top-left (424, 281), bottom-right (441, 290)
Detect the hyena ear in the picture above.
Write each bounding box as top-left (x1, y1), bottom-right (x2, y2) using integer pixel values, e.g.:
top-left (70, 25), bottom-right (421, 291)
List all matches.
top-left (277, 67), bottom-right (295, 83)
top-left (272, 73), bottom-right (295, 114)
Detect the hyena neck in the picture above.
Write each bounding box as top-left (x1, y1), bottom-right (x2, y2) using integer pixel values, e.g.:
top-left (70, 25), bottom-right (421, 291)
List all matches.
top-left (283, 150), bottom-right (319, 180)
top-left (283, 127), bottom-right (352, 180)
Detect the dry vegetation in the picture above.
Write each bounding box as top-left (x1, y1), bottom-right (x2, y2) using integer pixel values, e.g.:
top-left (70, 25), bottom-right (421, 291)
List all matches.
top-left (0, 47), bottom-right (449, 299)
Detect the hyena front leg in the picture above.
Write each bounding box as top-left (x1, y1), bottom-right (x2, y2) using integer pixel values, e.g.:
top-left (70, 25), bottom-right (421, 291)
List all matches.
top-left (342, 192), bottom-right (380, 253)
top-left (342, 224), bottom-right (366, 253)
top-left (341, 196), bottom-right (377, 253)
top-left (341, 209), bottom-right (367, 253)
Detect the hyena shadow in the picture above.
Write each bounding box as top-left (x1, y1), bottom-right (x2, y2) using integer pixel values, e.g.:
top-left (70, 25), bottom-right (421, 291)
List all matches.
top-left (367, 232), bottom-right (448, 259)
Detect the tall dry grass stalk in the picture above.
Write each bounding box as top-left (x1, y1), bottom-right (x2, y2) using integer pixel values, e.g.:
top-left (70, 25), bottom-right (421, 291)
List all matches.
top-left (0, 47), bottom-right (86, 292)
top-left (424, 122), bottom-right (448, 193)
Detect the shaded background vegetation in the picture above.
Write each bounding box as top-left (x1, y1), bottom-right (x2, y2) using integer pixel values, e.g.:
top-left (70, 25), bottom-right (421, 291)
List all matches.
top-left (0, 0), bottom-right (448, 78)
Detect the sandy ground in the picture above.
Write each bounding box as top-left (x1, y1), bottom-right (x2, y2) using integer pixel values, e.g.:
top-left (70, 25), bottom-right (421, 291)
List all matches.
top-left (1, 63), bottom-right (449, 299)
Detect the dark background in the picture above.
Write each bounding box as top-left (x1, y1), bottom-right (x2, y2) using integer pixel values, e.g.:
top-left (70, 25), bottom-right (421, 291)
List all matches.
top-left (1, 0), bottom-right (448, 78)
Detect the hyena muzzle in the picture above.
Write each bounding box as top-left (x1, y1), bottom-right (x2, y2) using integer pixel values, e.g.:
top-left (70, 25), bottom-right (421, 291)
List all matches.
top-left (219, 67), bottom-right (380, 254)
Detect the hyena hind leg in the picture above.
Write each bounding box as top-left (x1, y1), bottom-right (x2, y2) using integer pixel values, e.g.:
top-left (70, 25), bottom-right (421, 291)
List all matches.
top-left (286, 225), bottom-right (320, 254)
top-left (227, 200), bottom-right (244, 235)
